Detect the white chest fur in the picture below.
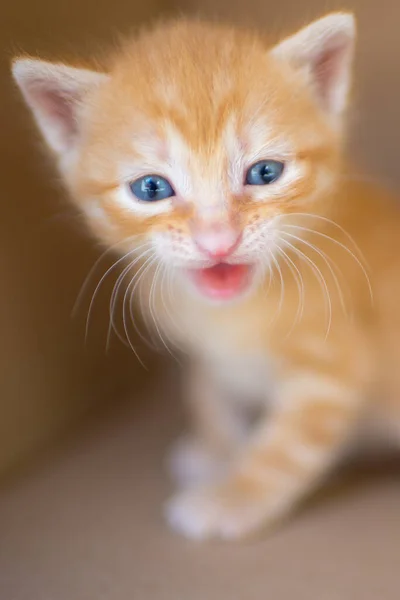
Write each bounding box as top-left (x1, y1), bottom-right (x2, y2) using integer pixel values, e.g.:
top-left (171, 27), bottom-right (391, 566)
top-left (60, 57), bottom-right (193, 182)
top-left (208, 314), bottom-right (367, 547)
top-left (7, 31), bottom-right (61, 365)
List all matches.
top-left (206, 351), bottom-right (275, 406)
top-left (169, 294), bottom-right (276, 404)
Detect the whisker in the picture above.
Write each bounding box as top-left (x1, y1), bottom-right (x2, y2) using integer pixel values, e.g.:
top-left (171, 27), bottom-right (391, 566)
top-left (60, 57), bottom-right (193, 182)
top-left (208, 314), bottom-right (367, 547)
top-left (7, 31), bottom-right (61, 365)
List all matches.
top-left (282, 230), bottom-right (348, 319)
top-left (261, 254), bottom-right (274, 298)
top-left (118, 248), bottom-right (159, 351)
top-left (161, 264), bottom-right (191, 355)
top-left (107, 246), bottom-right (154, 356)
top-left (84, 246), bottom-right (145, 345)
top-left (135, 254), bottom-right (159, 346)
top-left (275, 242), bottom-right (305, 336)
top-left (281, 236), bottom-right (333, 339)
top-left (281, 212), bottom-right (367, 265)
top-left (127, 275), bottom-right (159, 354)
top-left (130, 253), bottom-right (162, 345)
top-left (283, 222), bottom-right (373, 304)
top-left (127, 252), bottom-right (159, 345)
top-left (128, 284), bottom-right (157, 353)
top-left (148, 260), bottom-right (179, 360)
top-left (159, 265), bottom-right (181, 350)
top-left (107, 260), bottom-right (137, 351)
top-left (72, 235), bottom-right (141, 318)
top-left (268, 250), bottom-right (285, 328)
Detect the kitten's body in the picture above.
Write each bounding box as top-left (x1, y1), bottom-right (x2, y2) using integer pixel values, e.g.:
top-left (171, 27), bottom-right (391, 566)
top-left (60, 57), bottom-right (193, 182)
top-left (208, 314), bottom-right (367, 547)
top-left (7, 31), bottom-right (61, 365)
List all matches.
top-left (164, 180), bottom-right (400, 488)
top-left (12, 14), bottom-right (400, 540)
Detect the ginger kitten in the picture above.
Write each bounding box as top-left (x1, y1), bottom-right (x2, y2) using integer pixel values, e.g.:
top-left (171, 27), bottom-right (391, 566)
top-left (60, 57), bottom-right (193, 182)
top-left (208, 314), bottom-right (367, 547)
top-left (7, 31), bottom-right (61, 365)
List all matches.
top-left (12, 13), bottom-right (400, 541)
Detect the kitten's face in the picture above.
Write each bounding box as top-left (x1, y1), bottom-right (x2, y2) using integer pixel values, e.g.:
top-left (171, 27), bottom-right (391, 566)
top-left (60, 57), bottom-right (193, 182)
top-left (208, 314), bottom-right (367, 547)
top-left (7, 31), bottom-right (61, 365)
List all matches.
top-left (13, 15), bottom-right (355, 302)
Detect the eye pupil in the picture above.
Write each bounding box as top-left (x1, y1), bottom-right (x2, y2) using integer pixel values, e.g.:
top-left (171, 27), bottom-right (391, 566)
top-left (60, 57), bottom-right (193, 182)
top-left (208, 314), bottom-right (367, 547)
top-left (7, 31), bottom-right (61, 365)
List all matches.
top-left (261, 165), bottom-right (273, 182)
top-left (129, 175), bottom-right (175, 202)
top-left (142, 177), bottom-right (158, 198)
top-left (245, 160), bottom-right (284, 186)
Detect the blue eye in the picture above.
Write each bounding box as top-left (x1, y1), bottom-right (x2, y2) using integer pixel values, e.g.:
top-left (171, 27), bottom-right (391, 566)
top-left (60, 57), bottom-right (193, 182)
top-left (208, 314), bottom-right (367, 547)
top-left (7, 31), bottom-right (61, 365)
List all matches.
top-left (245, 160), bottom-right (284, 186)
top-left (129, 175), bottom-right (175, 202)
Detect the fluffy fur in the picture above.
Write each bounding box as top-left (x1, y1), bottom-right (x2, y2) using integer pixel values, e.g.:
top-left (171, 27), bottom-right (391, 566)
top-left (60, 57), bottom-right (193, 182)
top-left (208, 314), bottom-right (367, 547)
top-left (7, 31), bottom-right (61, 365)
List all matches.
top-left (12, 13), bottom-right (400, 541)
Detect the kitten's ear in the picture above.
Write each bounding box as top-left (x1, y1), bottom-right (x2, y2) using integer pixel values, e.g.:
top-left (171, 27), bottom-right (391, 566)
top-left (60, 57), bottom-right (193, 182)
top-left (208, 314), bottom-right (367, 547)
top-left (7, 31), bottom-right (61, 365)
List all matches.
top-left (12, 58), bottom-right (109, 156)
top-left (271, 13), bottom-right (356, 117)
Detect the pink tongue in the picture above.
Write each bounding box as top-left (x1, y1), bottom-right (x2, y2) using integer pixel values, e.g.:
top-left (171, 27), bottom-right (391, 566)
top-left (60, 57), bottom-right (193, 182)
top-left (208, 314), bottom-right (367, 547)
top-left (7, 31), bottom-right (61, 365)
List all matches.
top-left (192, 264), bottom-right (251, 299)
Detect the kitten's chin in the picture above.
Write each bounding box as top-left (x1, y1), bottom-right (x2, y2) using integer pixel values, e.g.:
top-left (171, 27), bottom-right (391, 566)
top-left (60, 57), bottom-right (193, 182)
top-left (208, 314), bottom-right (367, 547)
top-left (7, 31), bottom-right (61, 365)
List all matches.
top-left (185, 263), bottom-right (254, 303)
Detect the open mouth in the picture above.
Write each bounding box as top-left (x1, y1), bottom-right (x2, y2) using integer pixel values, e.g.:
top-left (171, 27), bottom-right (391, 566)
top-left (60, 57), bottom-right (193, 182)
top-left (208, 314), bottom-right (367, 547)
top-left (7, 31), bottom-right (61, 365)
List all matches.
top-left (188, 263), bottom-right (253, 300)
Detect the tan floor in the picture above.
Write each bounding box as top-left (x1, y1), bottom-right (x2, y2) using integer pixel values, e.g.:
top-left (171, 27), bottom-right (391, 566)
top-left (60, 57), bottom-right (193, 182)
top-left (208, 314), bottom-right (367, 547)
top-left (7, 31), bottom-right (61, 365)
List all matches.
top-left (1, 370), bottom-right (400, 600)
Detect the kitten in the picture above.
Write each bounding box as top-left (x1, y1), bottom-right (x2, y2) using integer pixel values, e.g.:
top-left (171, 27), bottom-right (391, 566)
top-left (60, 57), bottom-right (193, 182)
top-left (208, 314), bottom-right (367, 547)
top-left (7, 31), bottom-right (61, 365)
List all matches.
top-left (12, 13), bottom-right (400, 541)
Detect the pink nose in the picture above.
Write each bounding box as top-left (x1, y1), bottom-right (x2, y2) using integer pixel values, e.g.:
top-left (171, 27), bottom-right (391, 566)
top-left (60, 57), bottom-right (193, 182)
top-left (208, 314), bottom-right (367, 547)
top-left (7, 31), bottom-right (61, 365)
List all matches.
top-left (193, 224), bottom-right (242, 259)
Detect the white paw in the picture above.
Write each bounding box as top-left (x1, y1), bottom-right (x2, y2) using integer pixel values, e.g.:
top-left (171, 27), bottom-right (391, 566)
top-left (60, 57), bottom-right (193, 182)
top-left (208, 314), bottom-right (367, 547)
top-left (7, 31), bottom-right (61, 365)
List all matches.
top-left (165, 482), bottom-right (274, 541)
top-left (167, 437), bottom-right (226, 488)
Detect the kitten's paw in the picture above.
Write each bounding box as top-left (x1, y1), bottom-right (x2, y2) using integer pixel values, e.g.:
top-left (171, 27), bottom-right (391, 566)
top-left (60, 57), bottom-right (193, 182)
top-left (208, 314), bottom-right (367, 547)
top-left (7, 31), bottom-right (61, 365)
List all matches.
top-left (167, 437), bottom-right (226, 488)
top-left (165, 480), bottom-right (276, 541)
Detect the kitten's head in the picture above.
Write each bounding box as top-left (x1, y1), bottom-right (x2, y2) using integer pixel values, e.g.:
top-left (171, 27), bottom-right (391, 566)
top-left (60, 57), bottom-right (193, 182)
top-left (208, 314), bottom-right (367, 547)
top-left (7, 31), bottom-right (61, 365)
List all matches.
top-left (12, 13), bottom-right (355, 303)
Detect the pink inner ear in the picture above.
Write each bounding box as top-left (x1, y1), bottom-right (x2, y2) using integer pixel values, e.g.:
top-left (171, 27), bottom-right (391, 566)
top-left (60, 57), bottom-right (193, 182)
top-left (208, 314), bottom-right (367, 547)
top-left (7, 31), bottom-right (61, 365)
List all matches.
top-left (43, 90), bottom-right (76, 129)
top-left (312, 38), bottom-right (349, 110)
top-left (27, 80), bottom-right (80, 150)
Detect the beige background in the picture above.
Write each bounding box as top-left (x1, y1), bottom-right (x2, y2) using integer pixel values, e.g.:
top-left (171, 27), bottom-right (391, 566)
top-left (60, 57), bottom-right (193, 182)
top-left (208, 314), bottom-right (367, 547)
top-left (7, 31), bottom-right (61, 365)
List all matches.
top-left (1, 0), bottom-right (399, 475)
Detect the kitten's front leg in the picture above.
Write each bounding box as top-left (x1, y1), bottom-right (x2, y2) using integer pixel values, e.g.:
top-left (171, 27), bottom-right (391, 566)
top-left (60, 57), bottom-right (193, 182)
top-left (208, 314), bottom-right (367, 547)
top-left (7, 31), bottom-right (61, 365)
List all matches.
top-left (168, 364), bottom-right (245, 488)
top-left (166, 349), bottom-right (369, 540)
